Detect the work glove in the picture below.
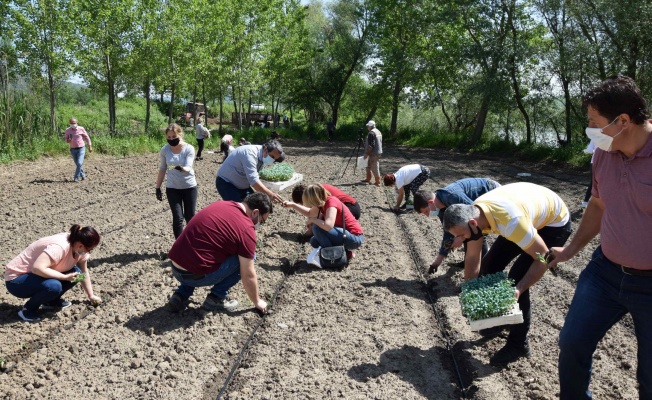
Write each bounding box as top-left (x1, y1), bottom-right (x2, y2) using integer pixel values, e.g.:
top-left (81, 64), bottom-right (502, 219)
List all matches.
top-left (156, 188), bottom-right (163, 201)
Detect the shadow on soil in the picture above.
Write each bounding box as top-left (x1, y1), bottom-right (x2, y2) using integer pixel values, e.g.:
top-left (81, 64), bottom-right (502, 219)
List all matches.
top-left (124, 304), bottom-right (255, 334)
top-left (89, 251), bottom-right (168, 269)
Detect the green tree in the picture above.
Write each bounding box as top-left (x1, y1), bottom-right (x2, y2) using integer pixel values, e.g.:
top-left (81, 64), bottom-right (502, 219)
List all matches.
top-left (11, 0), bottom-right (75, 132)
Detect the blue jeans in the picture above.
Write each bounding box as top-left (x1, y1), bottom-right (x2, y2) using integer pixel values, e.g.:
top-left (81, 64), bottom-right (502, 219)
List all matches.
top-left (171, 256), bottom-right (242, 300)
top-left (166, 186), bottom-right (198, 239)
top-left (6, 266), bottom-right (81, 311)
top-left (309, 225), bottom-right (364, 250)
top-left (70, 147), bottom-right (86, 180)
top-left (559, 246), bottom-right (652, 400)
top-left (216, 176), bottom-right (253, 202)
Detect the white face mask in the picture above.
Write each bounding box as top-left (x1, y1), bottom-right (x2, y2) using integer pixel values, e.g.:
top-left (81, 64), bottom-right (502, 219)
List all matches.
top-left (76, 251), bottom-right (88, 256)
top-left (429, 209), bottom-right (440, 218)
top-left (70, 123), bottom-right (78, 129)
top-left (585, 117), bottom-right (624, 151)
top-left (263, 155), bottom-right (275, 165)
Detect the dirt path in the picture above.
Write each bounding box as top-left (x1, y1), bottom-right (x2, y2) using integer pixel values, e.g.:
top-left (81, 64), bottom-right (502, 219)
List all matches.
top-left (0, 141), bottom-right (638, 399)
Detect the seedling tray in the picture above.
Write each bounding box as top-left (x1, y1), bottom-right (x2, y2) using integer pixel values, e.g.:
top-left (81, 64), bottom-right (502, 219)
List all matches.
top-left (468, 303), bottom-right (523, 331)
top-left (261, 173), bottom-right (303, 192)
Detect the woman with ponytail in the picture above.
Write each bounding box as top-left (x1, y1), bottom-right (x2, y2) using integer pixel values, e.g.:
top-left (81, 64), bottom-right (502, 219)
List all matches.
top-left (4, 225), bottom-right (102, 322)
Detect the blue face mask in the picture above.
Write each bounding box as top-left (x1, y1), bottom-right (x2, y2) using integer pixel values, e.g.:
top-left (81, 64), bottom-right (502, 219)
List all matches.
top-left (429, 209), bottom-right (439, 218)
top-left (263, 155), bottom-right (275, 165)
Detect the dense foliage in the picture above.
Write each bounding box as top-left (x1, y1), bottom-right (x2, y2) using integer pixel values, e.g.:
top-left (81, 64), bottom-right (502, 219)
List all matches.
top-left (2, 0), bottom-right (651, 162)
top-left (460, 272), bottom-right (517, 321)
top-left (259, 163), bottom-right (296, 182)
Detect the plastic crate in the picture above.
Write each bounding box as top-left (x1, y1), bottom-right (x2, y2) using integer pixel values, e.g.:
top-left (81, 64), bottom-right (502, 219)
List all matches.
top-left (467, 303), bottom-right (524, 331)
top-left (260, 173), bottom-right (303, 192)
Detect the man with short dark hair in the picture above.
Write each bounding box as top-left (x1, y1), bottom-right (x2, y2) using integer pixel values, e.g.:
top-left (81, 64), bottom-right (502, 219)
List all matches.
top-left (166, 192), bottom-right (271, 314)
top-left (413, 177), bottom-right (501, 272)
top-left (216, 139), bottom-right (285, 203)
top-left (443, 182), bottom-right (572, 365)
top-left (549, 76), bottom-right (652, 400)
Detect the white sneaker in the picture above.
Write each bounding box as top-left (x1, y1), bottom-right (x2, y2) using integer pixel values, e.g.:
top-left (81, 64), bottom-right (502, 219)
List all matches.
top-left (307, 247), bottom-right (322, 268)
top-left (581, 201), bottom-right (588, 208)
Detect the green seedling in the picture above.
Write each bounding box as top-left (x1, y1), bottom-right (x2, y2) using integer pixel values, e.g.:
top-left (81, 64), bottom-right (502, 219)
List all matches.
top-left (259, 163), bottom-right (295, 182)
top-left (0, 357), bottom-right (6, 369)
top-left (536, 251), bottom-right (558, 276)
top-left (72, 273), bottom-right (87, 283)
top-left (460, 272), bottom-right (517, 321)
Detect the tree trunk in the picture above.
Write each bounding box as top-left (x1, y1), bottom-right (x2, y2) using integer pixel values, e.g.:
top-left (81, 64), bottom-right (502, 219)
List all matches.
top-left (168, 82), bottom-right (176, 124)
top-left (105, 54), bottom-right (116, 134)
top-left (390, 78), bottom-right (401, 137)
top-left (192, 72), bottom-right (198, 123)
top-left (219, 88), bottom-right (224, 135)
top-left (47, 63), bottom-right (56, 132)
top-left (471, 94), bottom-right (491, 145)
top-left (144, 78), bottom-right (151, 133)
top-left (563, 78), bottom-right (572, 144)
top-left (504, 107), bottom-right (511, 142)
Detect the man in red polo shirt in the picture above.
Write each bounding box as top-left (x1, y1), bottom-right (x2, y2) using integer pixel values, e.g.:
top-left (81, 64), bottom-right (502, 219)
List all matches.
top-left (166, 192), bottom-right (271, 314)
top-left (550, 75), bottom-right (652, 399)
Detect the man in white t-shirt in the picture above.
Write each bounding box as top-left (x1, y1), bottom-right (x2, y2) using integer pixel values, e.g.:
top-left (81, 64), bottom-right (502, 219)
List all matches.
top-left (383, 164), bottom-right (431, 212)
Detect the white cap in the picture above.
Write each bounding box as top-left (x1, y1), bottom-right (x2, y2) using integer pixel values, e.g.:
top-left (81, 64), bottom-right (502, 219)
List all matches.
top-left (366, 120), bottom-right (375, 127)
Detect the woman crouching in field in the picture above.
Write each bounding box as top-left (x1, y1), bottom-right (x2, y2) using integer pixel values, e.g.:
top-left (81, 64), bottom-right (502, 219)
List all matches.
top-left (4, 225), bottom-right (102, 322)
top-left (283, 184), bottom-right (364, 260)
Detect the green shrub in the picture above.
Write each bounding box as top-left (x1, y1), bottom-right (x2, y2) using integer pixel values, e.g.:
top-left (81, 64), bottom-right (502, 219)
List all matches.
top-left (259, 163), bottom-right (295, 182)
top-left (460, 272), bottom-right (517, 321)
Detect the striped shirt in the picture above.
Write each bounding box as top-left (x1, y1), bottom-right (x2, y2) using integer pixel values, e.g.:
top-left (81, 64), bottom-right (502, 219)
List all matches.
top-left (474, 182), bottom-right (569, 250)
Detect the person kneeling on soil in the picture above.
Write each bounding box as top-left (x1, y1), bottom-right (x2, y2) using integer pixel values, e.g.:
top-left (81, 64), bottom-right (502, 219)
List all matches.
top-left (5, 225), bottom-right (102, 322)
top-left (282, 184), bottom-right (364, 261)
top-left (413, 178), bottom-right (501, 273)
top-left (166, 192), bottom-right (270, 314)
top-left (443, 182), bottom-right (571, 366)
top-left (291, 184), bottom-right (361, 236)
top-left (383, 164), bottom-right (430, 212)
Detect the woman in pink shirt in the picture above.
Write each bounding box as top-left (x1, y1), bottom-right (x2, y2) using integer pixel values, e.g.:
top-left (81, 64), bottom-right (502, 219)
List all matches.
top-left (64, 117), bottom-right (93, 182)
top-left (4, 225), bottom-right (102, 322)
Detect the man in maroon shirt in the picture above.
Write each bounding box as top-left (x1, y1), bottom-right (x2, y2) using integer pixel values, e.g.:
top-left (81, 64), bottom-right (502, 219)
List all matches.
top-left (550, 76), bottom-right (652, 399)
top-left (166, 192), bottom-right (272, 314)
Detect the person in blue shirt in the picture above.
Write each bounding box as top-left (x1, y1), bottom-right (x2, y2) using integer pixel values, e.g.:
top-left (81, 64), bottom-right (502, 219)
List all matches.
top-left (413, 177), bottom-right (501, 273)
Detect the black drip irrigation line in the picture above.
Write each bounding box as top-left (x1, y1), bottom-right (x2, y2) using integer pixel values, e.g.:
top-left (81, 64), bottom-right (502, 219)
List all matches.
top-left (214, 146), bottom-right (327, 399)
top-left (381, 181), bottom-right (469, 399)
top-left (214, 250), bottom-right (302, 400)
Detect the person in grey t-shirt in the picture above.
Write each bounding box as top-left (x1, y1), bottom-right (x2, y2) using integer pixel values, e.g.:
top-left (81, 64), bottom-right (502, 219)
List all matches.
top-left (155, 123), bottom-right (198, 238)
top-left (216, 139), bottom-right (286, 203)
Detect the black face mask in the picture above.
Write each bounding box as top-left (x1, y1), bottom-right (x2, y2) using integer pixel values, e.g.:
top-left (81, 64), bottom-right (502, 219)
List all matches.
top-left (464, 222), bottom-right (484, 243)
top-left (167, 138), bottom-right (180, 146)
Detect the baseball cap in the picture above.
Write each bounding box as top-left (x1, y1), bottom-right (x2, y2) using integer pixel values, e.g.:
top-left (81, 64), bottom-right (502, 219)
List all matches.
top-left (366, 120), bottom-right (375, 127)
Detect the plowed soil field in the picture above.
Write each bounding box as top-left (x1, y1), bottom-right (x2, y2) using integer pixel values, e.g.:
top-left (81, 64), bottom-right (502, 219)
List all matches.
top-left (0, 140), bottom-right (639, 399)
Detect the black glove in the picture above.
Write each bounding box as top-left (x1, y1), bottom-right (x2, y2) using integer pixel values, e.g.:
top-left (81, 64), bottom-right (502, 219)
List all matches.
top-left (156, 188), bottom-right (163, 201)
top-left (174, 166), bottom-right (183, 171)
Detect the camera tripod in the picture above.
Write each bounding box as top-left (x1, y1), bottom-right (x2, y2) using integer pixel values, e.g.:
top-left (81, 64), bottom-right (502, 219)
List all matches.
top-left (342, 129), bottom-right (365, 177)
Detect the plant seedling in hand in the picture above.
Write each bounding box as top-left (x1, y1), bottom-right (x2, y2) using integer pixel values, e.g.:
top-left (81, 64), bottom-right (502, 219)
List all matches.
top-left (536, 251), bottom-right (557, 276)
top-left (72, 273), bottom-right (86, 283)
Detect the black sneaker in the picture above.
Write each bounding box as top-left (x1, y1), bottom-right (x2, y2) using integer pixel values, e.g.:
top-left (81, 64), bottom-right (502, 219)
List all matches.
top-left (41, 299), bottom-right (72, 311)
top-left (399, 202), bottom-right (408, 209)
top-left (490, 342), bottom-right (530, 366)
top-left (202, 293), bottom-right (238, 312)
top-left (18, 308), bottom-right (42, 322)
top-left (167, 293), bottom-right (189, 313)
top-left (449, 260), bottom-right (465, 269)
